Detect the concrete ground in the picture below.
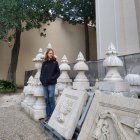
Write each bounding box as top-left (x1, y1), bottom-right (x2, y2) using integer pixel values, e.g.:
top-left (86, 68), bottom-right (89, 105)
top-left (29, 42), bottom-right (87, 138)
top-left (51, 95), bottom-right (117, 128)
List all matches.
top-left (0, 90), bottom-right (51, 140)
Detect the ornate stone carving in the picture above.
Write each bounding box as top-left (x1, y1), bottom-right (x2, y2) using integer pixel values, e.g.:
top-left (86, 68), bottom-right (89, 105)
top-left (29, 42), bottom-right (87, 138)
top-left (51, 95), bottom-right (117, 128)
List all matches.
top-left (56, 98), bottom-right (73, 123)
top-left (92, 110), bottom-right (140, 140)
top-left (78, 94), bottom-right (140, 140)
top-left (48, 88), bottom-right (88, 140)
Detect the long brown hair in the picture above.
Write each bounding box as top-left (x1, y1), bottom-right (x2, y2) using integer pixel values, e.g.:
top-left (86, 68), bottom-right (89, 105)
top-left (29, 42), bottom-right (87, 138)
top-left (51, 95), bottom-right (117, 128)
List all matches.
top-left (44, 49), bottom-right (56, 61)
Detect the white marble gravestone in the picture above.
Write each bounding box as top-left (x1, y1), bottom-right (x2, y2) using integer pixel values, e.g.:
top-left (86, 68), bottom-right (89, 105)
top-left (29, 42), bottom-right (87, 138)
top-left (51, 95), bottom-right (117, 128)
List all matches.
top-left (48, 88), bottom-right (88, 140)
top-left (78, 93), bottom-right (140, 140)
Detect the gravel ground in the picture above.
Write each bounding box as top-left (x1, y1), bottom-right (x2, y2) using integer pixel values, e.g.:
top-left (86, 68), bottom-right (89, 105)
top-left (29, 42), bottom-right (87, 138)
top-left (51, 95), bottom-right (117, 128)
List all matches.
top-left (0, 91), bottom-right (51, 140)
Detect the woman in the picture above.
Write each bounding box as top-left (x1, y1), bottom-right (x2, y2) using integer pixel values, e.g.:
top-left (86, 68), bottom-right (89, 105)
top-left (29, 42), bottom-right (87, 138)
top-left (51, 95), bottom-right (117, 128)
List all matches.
top-left (40, 49), bottom-right (60, 122)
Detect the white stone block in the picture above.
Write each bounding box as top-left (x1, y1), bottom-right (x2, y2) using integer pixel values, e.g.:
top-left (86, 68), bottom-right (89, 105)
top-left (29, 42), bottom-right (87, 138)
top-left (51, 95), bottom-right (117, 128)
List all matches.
top-left (78, 93), bottom-right (140, 140)
top-left (73, 81), bottom-right (90, 90)
top-left (48, 88), bottom-right (88, 140)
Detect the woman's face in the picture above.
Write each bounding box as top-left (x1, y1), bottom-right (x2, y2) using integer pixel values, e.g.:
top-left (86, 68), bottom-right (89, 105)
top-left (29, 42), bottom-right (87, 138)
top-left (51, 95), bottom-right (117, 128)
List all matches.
top-left (48, 50), bottom-right (53, 59)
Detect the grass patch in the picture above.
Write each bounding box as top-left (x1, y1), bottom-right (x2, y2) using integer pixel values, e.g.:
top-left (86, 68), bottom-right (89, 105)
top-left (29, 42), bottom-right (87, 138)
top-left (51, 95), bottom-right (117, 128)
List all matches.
top-left (0, 80), bottom-right (17, 94)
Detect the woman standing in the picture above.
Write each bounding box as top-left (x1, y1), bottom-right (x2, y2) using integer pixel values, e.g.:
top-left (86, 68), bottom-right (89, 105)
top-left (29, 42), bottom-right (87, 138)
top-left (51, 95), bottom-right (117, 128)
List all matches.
top-left (40, 49), bottom-right (60, 121)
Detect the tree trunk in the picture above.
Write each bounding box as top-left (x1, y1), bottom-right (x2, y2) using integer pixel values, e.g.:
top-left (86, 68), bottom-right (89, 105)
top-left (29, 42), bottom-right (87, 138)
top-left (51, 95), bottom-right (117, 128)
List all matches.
top-left (7, 29), bottom-right (21, 84)
top-left (84, 17), bottom-right (90, 61)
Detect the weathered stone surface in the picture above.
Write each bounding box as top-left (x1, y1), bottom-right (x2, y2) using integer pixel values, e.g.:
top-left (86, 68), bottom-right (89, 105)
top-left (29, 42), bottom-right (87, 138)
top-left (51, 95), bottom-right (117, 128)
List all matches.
top-left (78, 94), bottom-right (140, 140)
top-left (56, 55), bottom-right (72, 101)
top-left (48, 88), bottom-right (88, 140)
top-left (125, 74), bottom-right (140, 97)
top-left (98, 43), bottom-right (131, 97)
top-left (73, 52), bottom-right (90, 90)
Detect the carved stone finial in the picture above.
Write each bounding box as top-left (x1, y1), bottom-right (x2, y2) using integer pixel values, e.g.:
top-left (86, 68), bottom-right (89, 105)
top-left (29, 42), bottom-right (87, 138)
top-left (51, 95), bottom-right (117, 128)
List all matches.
top-left (125, 74), bottom-right (140, 86)
top-left (57, 55), bottom-right (72, 99)
top-left (76, 51), bottom-right (85, 61)
top-left (27, 76), bottom-right (34, 84)
top-left (73, 52), bottom-right (89, 90)
top-left (33, 48), bottom-right (44, 62)
top-left (103, 43), bottom-right (123, 81)
top-left (47, 43), bottom-right (53, 50)
top-left (74, 52), bottom-right (88, 71)
top-left (61, 55), bottom-right (68, 63)
top-left (59, 55), bottom-right (70, 71)
top-left (103, 43), bottom-right (123, 67)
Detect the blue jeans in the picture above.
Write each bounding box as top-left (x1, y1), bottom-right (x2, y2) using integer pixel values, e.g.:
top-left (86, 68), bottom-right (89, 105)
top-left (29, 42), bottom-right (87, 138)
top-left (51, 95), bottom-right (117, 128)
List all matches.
top-left (43, 84), bottom-right (56, 118)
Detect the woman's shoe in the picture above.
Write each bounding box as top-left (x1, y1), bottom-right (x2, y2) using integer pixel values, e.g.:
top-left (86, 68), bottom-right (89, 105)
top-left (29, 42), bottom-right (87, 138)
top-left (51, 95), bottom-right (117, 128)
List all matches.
top-left (43, 117), bottom-right (50, 123)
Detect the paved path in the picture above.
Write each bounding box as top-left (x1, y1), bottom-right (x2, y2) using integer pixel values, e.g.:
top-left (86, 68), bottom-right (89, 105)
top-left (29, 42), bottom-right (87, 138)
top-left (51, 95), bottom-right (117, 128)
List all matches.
top-left (0, 92), bottom-right (50, 140)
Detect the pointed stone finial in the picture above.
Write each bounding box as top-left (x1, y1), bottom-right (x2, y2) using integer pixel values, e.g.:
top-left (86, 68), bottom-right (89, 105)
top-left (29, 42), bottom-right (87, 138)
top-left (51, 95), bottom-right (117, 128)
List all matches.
top-left (47, 43), bottom-right (53, 50)
top-left (73, 52), bottom-right (89, 90)
top-left (74, 52), bottom-right (88, 71)
top-left (106, 43), bottom-right (117, 55)
top-left (61, 55), bottom-right (68, 63)
top-left (59, 55), bottom-right (70, 71)
top-left (103, 43), bottom-right (123, 81)
top-left (27, 76), bottom-right (34, 84)
top-left (39, 48), bottom-right (43, 53)
top-left (103, 43), bottom-right (123, 67)
top-left (76, 52), bottom-right (85, 61)
top-left (33, 48), bottom-right (44, 62)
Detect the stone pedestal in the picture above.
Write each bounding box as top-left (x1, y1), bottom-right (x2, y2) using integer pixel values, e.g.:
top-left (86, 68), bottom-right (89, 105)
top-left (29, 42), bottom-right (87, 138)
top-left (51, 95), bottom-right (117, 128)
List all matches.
top-left (48, 88), bottom-right (88, 140)
top-left (73, 52), bottom-right (89, 90)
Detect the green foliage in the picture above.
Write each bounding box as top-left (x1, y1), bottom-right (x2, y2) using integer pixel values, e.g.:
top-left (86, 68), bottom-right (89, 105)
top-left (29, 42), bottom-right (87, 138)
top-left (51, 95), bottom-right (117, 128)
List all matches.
top-left (57, 0), bottom-right (96, 25)
top-left (0, 0), bottom-right (57, 40)
top-left (0, 80), bottom-right (17, 93)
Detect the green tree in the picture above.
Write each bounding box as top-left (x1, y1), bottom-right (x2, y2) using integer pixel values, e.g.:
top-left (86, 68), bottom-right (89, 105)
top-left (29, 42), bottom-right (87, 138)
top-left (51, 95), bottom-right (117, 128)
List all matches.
top-left (57, 0), bottom-right (96, 61)
top-left (0, 0), bottom-right (57, 84)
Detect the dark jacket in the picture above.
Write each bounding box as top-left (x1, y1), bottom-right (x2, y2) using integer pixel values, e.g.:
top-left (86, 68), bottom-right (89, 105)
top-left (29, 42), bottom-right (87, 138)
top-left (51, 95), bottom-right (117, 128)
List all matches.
top-left (40, 60), bottom-right (60, 86)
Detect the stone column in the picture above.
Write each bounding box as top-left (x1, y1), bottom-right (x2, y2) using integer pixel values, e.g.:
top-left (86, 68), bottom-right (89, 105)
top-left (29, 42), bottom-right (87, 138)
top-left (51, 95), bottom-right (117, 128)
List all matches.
top-left (96, 0), bottom-right (140, 59)
top-left (56, 55), bottom-right (72, 101)
top-left (30, 48), bottom-right (46, 121)
top-left (73, 52), bottom-right (89, 90)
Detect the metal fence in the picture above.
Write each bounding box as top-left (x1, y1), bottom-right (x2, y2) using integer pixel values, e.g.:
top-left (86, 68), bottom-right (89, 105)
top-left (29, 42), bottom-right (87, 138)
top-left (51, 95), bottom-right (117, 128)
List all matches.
top-left (24, 53), bottom-right (140, 86)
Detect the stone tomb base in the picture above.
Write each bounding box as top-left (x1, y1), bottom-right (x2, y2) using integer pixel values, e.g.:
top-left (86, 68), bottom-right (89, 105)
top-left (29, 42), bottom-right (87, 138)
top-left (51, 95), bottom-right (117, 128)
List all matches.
top-left (99, 81), bottom-right (131, 97)
top-left (78, 94), bottom-right (140, 140)
top-left (48, 88), bottom-right (88, 140)
top-left (29, 107), bottom-right (46, 121)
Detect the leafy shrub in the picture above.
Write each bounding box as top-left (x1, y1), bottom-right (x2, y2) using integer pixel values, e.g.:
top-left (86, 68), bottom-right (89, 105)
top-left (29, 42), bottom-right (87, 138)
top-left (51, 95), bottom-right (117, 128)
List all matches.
top-left (0, 80), bottom-right (17, 93)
